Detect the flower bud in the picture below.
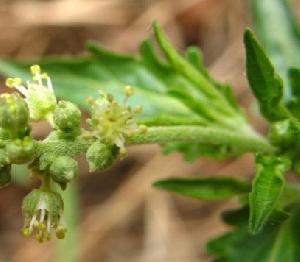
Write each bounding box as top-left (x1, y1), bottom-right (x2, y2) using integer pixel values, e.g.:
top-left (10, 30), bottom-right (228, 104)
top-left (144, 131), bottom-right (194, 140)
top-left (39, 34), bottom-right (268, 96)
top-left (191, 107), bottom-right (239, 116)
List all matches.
top-left (50, 156), bottom-right (78, 185)
top-left (86, 142), bottom-right (117, 172)
top-left (22, 189), bottom-right (65, 242)
top-left (53, 101), bottom-right (81, 134)
top-left (6, 137), bottom-right (35, 164)
top-left (0, 93), bottom-right (29, 137)
top-left (0, 165), bottom-right (11, 188)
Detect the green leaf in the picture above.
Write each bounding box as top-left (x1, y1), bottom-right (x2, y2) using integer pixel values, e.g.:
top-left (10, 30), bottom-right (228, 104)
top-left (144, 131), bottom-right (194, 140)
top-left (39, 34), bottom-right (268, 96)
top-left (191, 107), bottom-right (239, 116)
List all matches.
top-left (0, 45), bottom-right (203, 127)
top-left (287, 68), bottom-right (300, 118)
top-left (252, 0), bottom-right (300, 102)
top-left (0, 24), bottom-right (253, 161)
top-left (207, 206), bottom-right (300, 262)
top-left (152, 21), bottom-right (243, 122)
top-left (162, 142), bottom-right (239, 161)
top-left (244, 29), bottom-right (288, 122)
top-left (185, 46), bottom-right (209, 78)
top-left (249, 154), bottom-right (290, 234)
top-left (153, 176), bottom-right (250, 200)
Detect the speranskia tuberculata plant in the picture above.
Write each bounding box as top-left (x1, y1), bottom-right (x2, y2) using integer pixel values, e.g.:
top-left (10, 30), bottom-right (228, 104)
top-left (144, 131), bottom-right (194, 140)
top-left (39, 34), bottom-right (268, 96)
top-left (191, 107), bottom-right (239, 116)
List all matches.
top-left (1, 65), bottom-right (147, 242)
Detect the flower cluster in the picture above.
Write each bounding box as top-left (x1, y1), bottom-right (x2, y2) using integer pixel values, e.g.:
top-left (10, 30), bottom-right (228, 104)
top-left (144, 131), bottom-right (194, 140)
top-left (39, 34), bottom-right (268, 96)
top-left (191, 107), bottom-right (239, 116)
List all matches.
top-left (87, 86), bottom-right (147, 157)
top-left (0, 65), bottom-right (147, 243)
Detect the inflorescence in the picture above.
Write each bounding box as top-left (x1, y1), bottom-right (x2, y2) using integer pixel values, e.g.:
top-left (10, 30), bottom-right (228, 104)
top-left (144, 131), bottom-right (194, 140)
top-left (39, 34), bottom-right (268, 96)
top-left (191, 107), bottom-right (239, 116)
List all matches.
top-left (0, 65), bottom-right (146, 242)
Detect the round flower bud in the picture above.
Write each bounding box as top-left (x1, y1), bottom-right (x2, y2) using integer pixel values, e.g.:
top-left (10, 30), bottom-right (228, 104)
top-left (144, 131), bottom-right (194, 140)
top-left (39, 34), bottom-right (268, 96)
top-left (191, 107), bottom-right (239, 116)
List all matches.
top-left (22, 189), bottom-right (65, 242)
top-left (50, 156), bottom-right (78, 185)
top-left (54, 101), bottom-right (81, 133)
top-left (86, 142), bottom-right (117, 172)
top-left (0, 165), bottom-right (11, 188)
top-left (6, 137), bottom-right (35, 164)
top-left (269, 120), bottom-right (297, 148)
top-left (0, 93), bottom-right (29, 136)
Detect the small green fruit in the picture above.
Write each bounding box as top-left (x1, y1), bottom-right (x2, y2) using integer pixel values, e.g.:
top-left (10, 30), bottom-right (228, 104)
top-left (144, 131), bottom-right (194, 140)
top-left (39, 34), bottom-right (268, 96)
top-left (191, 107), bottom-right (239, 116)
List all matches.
top-left (50, 156), bottom-right (78, 184)
top-left (86, 142), bottom-right (117, 172)
top-left (6, 137), bottom-right (35, 164)
top-left (0, 93), bottom-right (29, 137)
top-left (54, 101), bottom-right (81, 134)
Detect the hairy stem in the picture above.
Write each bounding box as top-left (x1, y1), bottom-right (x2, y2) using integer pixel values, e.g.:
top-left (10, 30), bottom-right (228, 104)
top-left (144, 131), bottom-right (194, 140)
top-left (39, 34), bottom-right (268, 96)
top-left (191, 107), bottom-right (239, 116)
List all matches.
top-left (56, 181), bottom-right (79, 262)
top-left (38, 126), bottom-right (275, 156)
top-left (128, 126), bottom-right (275, 153)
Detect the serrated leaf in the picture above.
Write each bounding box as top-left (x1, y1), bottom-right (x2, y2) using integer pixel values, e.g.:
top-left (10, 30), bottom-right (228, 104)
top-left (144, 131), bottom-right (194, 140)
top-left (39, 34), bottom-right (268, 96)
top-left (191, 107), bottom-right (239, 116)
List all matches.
top-left (249, 154), bottom-right (290, 234)
top-left (153, 176), bottom-right (250, 200)
top-left (287, 68), bottom-right (300, 118)
top-left (162, 142), bottom-right (239, 161)
top-left (0, 24), bottom-right (250, 161)
top-left (207, 206), bottom-right (300, 262)
top-left (252, 0), bottom-right (300, 102)
top-left (153, 21), bottom-right (243, 120)
top-left (244, 29), bottom-right (288, 122)
top-left (0, 44), bottom-right (203, 127)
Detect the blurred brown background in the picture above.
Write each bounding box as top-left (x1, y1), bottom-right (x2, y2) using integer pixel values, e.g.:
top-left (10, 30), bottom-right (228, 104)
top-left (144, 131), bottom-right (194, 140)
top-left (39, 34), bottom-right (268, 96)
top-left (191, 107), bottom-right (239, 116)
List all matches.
top-left (0, 0), bottom-right (299, 262)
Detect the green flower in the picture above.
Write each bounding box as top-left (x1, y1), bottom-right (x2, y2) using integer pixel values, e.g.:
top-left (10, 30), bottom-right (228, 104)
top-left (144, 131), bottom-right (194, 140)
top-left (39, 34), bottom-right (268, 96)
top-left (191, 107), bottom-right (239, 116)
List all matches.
top-left (87, 86), bottom-right (147, 157)
top-left (22, 189), bottom-right (66, 242)
top-left (6, 65), bottom-right (57, 123)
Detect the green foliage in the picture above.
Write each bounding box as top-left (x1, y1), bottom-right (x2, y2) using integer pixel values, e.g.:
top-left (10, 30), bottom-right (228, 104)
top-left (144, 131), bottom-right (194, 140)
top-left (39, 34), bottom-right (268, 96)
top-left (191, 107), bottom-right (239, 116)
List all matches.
top-left (0, 22), bottom-right (259, 162)
top-left (0, 3), bottom-right (299, 259)
top-left (252, 0), bottom-right (300, 102)
top-left (244, 29), bottom-right (287, 122)
top-left (249, 154), bottom-right (290, 234)
top-left (153, 176), bottom-right (250, 200)
top-left (207, 206), bottom-right (300, 262)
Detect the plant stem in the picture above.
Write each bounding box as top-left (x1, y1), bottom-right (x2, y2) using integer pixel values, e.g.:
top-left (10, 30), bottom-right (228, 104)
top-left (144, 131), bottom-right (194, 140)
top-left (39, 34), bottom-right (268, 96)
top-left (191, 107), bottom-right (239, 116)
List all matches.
top-left (38, 126), bottom-right (276, 156)
top-left (56, 181), bottom-right (79, 262)
top-left (128, 126), bottom-right (275, 153)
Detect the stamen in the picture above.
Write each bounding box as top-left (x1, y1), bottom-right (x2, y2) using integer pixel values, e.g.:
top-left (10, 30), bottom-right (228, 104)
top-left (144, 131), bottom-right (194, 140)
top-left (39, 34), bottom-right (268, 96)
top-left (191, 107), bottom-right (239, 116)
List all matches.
top-left (30, 65), bottom-right (41, 74)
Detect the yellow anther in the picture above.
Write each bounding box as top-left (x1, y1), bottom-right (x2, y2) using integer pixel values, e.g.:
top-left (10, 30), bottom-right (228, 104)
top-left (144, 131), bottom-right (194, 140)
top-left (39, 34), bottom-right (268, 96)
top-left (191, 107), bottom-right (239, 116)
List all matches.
top-left (107, 94), bottom-right (114, 102)
top-left (41, 73), bottom-right (48, 79)
top-left (133, 105), bottom-right (142, 113)
top-left (56, 225), bottom-right (66, 239)
top-left (86, 96), bottom-right (94, 104)
top-left (15, 139), bottom-right (22, 146)
top-left (33, 220), bottom-right (39, 228)
top-left (124, 85), bottom-right (134, 96)
top-left (38, 223), bottom-right (46, 230)
top-left (21, 228), bottom-right (32, 237)
top-left (5, 78), bottom-right (15, 88)
top-left (46, 233), bottom-right (51, 241)
top-left (139, 125), bottom-right (148, 134)
top-left (30, 65), bottom-right (41, 74)
top-left (14, 78), bottom-right (22, 86)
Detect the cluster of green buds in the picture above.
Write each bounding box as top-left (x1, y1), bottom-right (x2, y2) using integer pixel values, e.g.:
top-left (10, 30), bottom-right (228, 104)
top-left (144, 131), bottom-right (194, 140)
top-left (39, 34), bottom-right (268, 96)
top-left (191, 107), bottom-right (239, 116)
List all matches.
top-left (0, 65), bottom-right (146, 242)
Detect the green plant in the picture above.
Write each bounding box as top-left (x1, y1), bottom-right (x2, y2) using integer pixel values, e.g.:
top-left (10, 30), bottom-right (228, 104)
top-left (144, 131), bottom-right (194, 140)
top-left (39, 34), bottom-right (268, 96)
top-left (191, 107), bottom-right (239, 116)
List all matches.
top-left (0, 0), bottom-right (300, 260)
